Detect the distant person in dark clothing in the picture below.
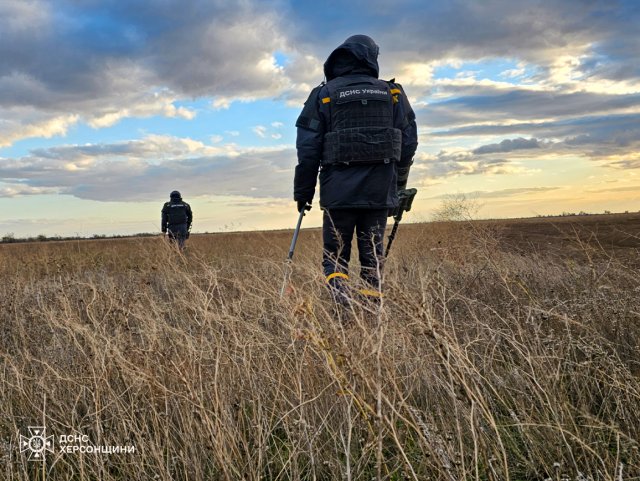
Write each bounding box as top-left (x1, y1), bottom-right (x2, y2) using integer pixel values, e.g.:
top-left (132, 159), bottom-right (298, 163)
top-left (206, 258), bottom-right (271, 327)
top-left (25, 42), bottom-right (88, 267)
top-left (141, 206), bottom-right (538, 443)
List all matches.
top-left (161, 191), bottom-right (193, 249)
top-left (294, 34), bottom-right (418, 304)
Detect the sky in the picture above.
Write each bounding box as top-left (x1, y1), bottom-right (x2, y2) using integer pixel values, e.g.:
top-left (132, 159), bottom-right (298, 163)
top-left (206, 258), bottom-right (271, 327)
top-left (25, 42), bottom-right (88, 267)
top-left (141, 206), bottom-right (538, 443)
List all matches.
top-left (1, 0), bottom-right (639, 237)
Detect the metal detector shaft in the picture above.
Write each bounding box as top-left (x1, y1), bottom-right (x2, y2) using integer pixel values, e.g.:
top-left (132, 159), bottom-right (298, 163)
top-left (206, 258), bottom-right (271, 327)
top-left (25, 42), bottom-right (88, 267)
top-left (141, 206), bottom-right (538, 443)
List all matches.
top-left (384, 220), bottom-right (400, 258)
top-left (287, 208), bottom-right (307, 261)
top-left (280, 207), bottom-right (309, 298)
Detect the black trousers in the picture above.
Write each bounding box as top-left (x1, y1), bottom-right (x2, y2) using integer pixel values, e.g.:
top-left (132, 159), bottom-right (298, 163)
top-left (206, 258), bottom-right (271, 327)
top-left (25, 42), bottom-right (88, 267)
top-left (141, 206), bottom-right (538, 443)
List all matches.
top-left (167, 223), bottom-right (188, 249)
top-left (322, 209), bottom-right (387, 290)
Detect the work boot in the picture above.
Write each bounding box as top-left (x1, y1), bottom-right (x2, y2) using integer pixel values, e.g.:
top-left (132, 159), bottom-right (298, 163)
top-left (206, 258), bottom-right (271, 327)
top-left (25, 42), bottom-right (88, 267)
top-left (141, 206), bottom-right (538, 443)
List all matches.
top-left (325, 273), bottom-right (354, 326)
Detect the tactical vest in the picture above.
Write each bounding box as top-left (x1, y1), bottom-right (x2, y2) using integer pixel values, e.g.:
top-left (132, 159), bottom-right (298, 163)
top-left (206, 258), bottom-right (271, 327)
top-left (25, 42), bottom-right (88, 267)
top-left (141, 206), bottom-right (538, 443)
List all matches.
top-left (322, 76), bottom-right (401, 166)
top-left (166, 202), bottom-right (188, 225)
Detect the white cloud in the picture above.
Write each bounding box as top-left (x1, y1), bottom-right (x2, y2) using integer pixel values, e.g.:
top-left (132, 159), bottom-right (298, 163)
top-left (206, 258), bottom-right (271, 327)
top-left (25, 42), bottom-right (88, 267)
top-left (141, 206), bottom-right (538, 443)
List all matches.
top-left (0, 110), bottom-right (80, 147)
top-left (1, 0), bottom-right (639, 198)
top-left (253, 126), bottom-right (268, 138)
top-left (1, 2), bottom-right (637, 133)
top-left (0, 135), bottom-right (296, 201)
top-left (0, 1), bottom-right (293, 145)
top-left (500, 65), bottom-right (527, 79)
top-left (0, 183), bottom-right (60, 197)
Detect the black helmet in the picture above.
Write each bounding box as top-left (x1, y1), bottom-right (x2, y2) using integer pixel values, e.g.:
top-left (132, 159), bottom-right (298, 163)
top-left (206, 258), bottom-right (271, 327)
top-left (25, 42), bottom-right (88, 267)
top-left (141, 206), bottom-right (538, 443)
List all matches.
top-left (170, 190), bottom-right (181, 199)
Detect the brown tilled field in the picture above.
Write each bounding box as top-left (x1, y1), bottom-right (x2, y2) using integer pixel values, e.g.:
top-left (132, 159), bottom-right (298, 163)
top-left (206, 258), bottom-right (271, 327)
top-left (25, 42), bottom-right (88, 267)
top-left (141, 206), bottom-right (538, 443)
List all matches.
top-left (1, 214), bottom-right (639, 480)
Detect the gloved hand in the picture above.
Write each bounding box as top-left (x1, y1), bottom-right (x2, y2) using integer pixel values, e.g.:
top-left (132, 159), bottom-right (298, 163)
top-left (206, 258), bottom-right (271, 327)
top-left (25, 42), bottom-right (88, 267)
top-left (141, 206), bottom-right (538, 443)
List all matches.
top-left (387, 207), bottom-right (398, 218)
top-left (297, 200), bottom-right (312, 213)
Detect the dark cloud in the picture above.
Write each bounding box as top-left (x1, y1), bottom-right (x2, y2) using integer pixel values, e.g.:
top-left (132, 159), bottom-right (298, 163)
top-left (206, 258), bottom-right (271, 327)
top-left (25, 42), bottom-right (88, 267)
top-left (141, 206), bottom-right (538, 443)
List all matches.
top-left (413, 150), bottom-right (524, 179)
top-left (0, 0), bottom-right (638, 182)
top-left (432, 113), bottom-right (640, 163)
top-left (0, 0), bottom-right (288, 105)
top-left (420, 86), bottom-right (640, 128)
top-left (608, 159), bottom-right (640, 170)
top-left (473, 138), bottom-right (541, 155)
top-left (568, 2), bottom-right (640, 82)
top-left (288, 1), bottom-right (639, 79)
top-left (2, 0), bottom-right (637, 108)
top-left (0, 0), bottom-right (290, 144)
top-left (432, 112), bottom-right (640, 140)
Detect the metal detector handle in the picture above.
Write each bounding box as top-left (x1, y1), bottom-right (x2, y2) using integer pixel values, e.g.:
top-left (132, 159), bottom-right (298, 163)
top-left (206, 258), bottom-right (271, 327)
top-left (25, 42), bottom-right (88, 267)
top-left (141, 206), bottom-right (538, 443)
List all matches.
top-left (384, 220), bottom-right (400, 258)
top-left (393, 188), bottom-right (418, 222)
top-left (386, 188), bottom-right (417, 257)
top-left (287, 204), bottom-right (310, 261)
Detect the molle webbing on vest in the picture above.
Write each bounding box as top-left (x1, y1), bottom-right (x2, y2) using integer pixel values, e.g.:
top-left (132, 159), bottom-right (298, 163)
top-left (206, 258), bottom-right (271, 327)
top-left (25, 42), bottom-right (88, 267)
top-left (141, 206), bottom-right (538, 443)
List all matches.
top-left (329, 81), bottom-right (393, 131)
top-left (322, 76), bottom-right (400, 166)
top-left (167, 203), bottom-right (188, 225)
top-left (323, 127), bottom-right (401, 165)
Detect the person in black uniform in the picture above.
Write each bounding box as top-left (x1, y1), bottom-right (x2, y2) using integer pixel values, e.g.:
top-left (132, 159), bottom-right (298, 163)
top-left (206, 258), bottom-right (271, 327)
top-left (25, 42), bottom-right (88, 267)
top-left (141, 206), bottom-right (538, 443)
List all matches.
top-left (161, 191), bottom-right (193, 249)
top-left (294, 34), bottom-right (418, 304)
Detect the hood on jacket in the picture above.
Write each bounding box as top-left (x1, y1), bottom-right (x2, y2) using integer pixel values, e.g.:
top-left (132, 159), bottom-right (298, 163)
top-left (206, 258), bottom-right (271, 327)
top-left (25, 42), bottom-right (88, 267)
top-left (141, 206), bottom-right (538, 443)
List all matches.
top-left (323, 34), bottom-right (379, 81)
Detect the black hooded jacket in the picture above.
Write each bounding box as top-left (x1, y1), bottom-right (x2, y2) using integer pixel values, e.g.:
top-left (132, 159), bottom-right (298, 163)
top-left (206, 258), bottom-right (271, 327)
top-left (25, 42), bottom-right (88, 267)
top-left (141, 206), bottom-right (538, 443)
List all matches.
top-left (161, 196), bottom-right (193, 232)
top-left (294, 35), bottom-right (418, 209)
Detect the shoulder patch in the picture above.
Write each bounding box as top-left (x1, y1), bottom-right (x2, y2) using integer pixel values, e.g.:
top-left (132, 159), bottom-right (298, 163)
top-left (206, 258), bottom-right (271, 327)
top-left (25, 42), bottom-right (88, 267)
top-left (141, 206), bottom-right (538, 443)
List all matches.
top-left (335, 86), bottom-right (390, 104)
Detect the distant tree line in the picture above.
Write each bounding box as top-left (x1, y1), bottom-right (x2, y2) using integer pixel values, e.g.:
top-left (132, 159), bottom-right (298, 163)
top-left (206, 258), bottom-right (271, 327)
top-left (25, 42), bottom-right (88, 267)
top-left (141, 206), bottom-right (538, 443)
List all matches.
top-left (2, 207), bottom-right (637, 243)
top-left (0, 232), bottom-right (158, 244)
top-left (536, 209), bottom-right (633, 218)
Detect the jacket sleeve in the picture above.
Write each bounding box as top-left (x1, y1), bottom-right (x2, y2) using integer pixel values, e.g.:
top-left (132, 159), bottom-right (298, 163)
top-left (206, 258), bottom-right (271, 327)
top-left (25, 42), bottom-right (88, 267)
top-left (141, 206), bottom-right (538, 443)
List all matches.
top-left (186, 203), bottom-right (193, 227)
top-left (161, 204), bottom-right (168, 232)
top-left (391, 82), bottom-right (418, 190)
top-left (294, 85), bottom-right (326, 203)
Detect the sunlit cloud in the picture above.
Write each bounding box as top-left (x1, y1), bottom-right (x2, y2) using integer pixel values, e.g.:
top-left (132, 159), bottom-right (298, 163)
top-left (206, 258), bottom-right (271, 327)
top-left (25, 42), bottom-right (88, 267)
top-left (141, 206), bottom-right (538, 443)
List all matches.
top-left (1, 0), bottom-right (639, 236)
top-left (0, 135), bottom-right (295, 201)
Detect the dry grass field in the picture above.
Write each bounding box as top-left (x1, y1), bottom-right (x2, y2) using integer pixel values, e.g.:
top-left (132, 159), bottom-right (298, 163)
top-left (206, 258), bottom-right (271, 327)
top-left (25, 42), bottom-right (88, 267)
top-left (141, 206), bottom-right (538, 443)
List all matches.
top-left (1, 213), bottom-right (639, 480)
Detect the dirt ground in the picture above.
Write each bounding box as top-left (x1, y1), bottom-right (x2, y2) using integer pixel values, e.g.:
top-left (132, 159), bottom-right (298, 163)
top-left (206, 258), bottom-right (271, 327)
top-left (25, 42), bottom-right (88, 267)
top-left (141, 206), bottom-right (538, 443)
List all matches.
top-left (401, 212), bottom-right (640, 264)
top-left (493, 212), bottom-right (640, 250)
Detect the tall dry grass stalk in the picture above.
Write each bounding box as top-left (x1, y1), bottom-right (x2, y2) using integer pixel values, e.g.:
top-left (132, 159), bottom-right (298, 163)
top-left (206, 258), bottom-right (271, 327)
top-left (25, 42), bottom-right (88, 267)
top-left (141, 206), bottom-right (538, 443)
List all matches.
top-left (0, 221), bottom-right (638, 480)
